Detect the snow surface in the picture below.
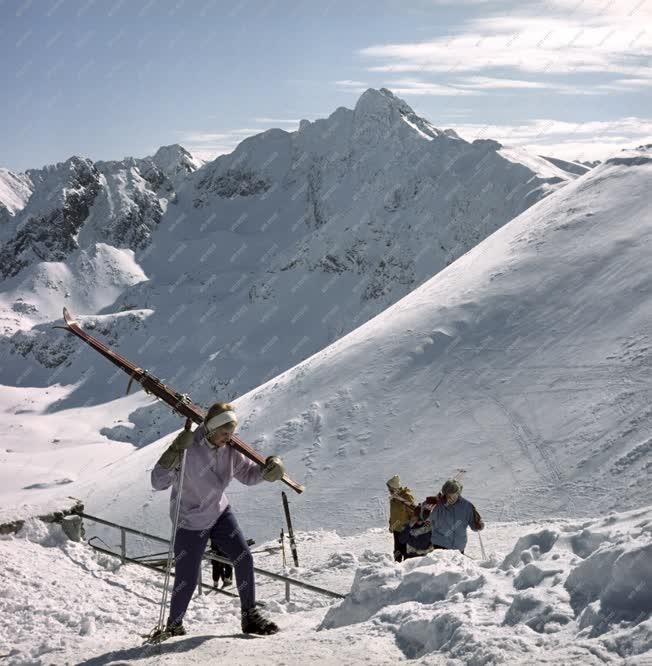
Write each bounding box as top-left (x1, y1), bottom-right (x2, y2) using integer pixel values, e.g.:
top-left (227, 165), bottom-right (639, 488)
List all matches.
top-left (0, 169), bottom-right (32, 216)
top-left (0, 506), bottom-right (649, 664)
top-left (0, 383), bottom-right (150, 524)
top-left (66, 145), bottom-right (652, 548)
top-left (497, 146), bottom-right (581, 182)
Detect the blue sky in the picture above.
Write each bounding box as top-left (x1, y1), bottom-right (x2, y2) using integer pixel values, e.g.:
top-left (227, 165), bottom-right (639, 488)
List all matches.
top-left (2, 0), bottom-right (651, 171)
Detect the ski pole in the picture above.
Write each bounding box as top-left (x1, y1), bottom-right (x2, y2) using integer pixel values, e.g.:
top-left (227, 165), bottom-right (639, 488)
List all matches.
top-left (478, 531), bottom-right (487, 561)
top-left (282, 491), bottom-right (299, 567)
top-left (156, 420), bottom-right (192, 632)
top-left (280, 529), bottom-right (290, 602)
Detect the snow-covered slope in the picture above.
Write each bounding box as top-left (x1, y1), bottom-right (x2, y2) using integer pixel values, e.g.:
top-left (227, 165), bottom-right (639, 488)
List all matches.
top-left (1, 506), bottom-right (649, 664)
top-left (0, 89), bottom-right (585, 448)
top-left (540, 154), bottom-right (592, 176)
top-left (0, 168), bottom-right (33, 249)
top-left (498, 145), bottom-right (590, 181)
top-left (0, 168), bottom-right (32, 218)
top-left (72, 145), bottom-right (652, 546)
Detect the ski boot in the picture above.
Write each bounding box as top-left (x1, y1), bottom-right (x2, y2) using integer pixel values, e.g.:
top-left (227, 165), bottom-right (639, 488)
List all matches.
top-left (241, 607), bottom-right (279, 635)
top-left (166, 620), bottom-right (186, 637)
top-left (143, 620), bottom-right (186, 645)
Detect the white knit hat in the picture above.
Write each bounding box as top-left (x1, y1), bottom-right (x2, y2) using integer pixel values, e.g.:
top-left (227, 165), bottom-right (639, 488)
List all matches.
top-left (386, 475), bottom-right (401, 489)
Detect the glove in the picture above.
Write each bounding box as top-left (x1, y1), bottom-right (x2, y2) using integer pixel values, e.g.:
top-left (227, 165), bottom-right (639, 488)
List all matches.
top-left (157, 429), bottom-right (194, 469)
top-left (261, 455), bottom-right (285, 482)
top-left (171, 430), bottom-right (194, 451)
top-left (477, 520), bottom-right (485, 531)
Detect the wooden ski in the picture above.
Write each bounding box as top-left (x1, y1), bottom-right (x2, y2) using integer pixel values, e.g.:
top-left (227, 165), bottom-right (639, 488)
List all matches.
top-left (55, 307), bottom-right (304, 494)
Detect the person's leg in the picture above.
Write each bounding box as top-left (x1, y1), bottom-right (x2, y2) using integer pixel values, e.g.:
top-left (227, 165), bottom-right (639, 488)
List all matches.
top-left (210, 506), bottom-right (278, 634)
top-left (398, 538), bottom-right (408, 560)
top-left (168, 527), bottom-right (211, 626)
top-left (209, 506), bottom-right (255, 609)
top-left (210, 542), bottom-right (226, 584)
top-left (392, 531), bottom-right (403, 562)
top-left (223, 560), bottom-right (233, 584)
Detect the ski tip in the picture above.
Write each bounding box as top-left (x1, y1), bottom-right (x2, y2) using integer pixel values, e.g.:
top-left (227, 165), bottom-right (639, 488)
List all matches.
top-left (62, 307), bottom-right (76, 326)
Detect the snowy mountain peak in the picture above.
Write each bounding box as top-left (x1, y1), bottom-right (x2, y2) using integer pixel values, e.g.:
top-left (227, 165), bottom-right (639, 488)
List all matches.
top-left (22, 156), bottom-right (100, 212)
top-left (353, 87), bottom-right (414, 126)
top-left (150, 143), bottom-right (204, 176)
top-left (353, 87), bottom-right (456, 143)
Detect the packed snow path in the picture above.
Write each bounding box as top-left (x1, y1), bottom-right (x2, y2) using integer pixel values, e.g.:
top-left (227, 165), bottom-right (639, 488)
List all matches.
top-left (1, 507), bottom-right (650, 665)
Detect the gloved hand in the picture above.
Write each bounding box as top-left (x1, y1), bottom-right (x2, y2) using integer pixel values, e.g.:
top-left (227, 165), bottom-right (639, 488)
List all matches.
top-left (477, 520), bottom-right (485, 531)
top-left (158, 429), bottom-right (194, 469)
top-left (261, 455), bottom-right (285, 482)
top-left (171, 430), bottom-right (194, 451)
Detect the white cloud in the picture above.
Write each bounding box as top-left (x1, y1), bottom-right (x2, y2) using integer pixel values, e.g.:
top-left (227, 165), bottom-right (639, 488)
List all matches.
top-left (456, 76), bottom-right (550, 89)
top-left (333, 79), bottom-right (369, 93)
top-left (360, 4), bottom-right (652, 87)
top-left (253, 117), bottom-right (302, 124)
top-left (451, 116), bottom-right (652, 160)
top-left (181, 132), bottom-right (237, 142)
top-left (179, 121), bottom-right (303, 163)
top-left (178, 130), bottom-right (252, 161)
top-left (384, 78), bottom-right (482, 96)
top-left (334, 80), bottom-right (368, 87)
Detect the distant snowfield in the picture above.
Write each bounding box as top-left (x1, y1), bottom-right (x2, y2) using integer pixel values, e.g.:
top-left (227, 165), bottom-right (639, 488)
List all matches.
top-left (0, 384), bottom-right (149, 524)
top-left (0, 506), bottom-right (649, 665)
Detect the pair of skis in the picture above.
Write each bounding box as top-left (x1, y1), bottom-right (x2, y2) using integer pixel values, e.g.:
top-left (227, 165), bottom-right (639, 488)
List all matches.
top-left (56, 307), bottom-right (304, 494)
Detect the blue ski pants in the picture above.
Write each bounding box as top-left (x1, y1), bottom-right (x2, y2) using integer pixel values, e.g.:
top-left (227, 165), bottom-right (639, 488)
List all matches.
top-left (169, 505), bottom-right (255, 624)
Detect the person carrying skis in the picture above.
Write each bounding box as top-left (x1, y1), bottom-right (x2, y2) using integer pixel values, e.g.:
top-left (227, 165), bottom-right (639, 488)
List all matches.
top-left (150, 402), bottom-right (285, 637)
top-left (386, 475), bottom-right (416, 562)
top-left (420, 479), bottom-right (484, 555)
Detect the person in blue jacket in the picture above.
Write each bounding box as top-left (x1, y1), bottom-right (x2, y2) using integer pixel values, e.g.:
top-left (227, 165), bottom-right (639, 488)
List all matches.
top-left (420, 479), bottom-right (484, 554)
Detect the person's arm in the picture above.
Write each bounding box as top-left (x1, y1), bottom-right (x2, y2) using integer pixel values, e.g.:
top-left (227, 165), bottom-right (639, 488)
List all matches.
top-left (419, 499), bottom-right (434, 520)
top-left (150, 430), bottom-right (193, 490)
top-left (469, 503), bottom-right (484, 531)
top-left (233, 450), bottom-right (285, 485)
top-left (420, 494), bottom-right (443, 520)
top-left (151, 463), bottom-right (178, 490)
top-left (233, 450), bottom-right (265, 486)
top-left (403, 489), bottom-right (416, 506)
